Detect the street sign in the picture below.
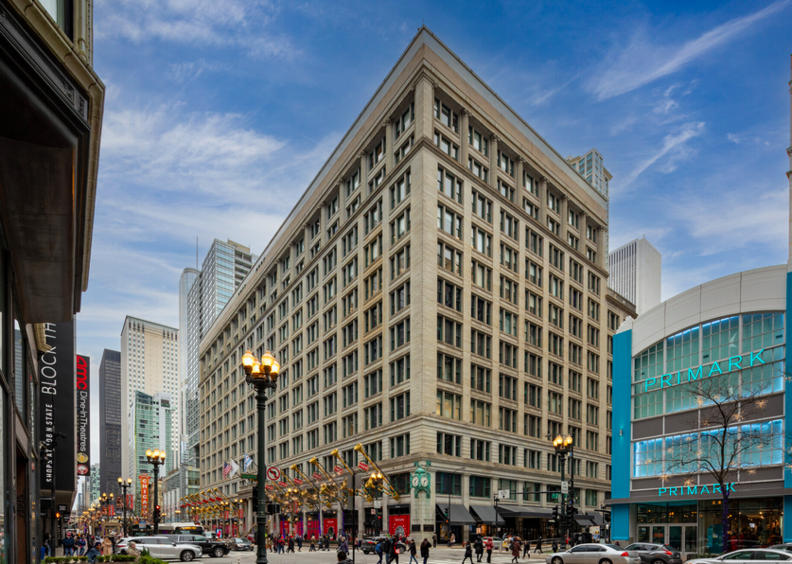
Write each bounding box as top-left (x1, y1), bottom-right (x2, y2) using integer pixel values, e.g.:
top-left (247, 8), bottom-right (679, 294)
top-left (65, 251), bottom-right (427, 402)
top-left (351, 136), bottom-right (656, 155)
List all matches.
top-left (358, 462), bottom-right (369, 472)
top-left (373, 500), bottom-right (382, 508)
top-left (370, 508), bottom-right (376, 515)
top-left (293, 478), bottom-right (303, 486)
top-left (313, 472), bottom-right (322, 480)
top-left (497, 490), bottom-right (510, 500)
top-left (278, 481), bottom-right (288, 487)
top-left (333, 465), bottom-right (343, 473)
top-left (58, 504), bottom-right (67, 512)
top-left (240, 473), bottom-right (257, 481)
top-left (264, 485), bottom-right (274, 491)
top-left (561, 481), bottom-right (569, 494)
top-left (266, 467), bottom-right (281, 481)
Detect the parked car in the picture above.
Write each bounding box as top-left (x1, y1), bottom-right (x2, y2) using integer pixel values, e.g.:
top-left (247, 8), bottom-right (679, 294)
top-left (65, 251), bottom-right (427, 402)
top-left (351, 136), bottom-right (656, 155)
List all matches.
top-left (230, 538), bottom-right (253, 552)
top-left (547, 543), bottom-right (641, 564)
top-left (769, 544), bottom-right (792, 552)
top-left (687, 549), bottom-right (792, 564)
top-left (162, 534), bottom-right (230, 558)
top-left (115, 536), bottom-right (202, 561)
top-left (623, 543), bottom-right (683, 564)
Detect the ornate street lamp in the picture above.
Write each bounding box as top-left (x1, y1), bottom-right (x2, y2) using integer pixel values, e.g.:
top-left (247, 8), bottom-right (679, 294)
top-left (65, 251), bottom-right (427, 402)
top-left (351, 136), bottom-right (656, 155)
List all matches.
top-left (552, 434), bottom-right (574, 546)
top-left (241, 349), bottom-right (280, 564)
top-left (146, 448), bottom-right (166, 534)
top-left (118, 477), bottom-right (133, 537)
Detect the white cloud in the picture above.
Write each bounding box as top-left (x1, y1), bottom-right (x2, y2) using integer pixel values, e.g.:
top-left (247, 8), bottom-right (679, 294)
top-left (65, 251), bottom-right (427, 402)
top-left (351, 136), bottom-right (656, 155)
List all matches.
top-left (97, 0), bottom-right (295, 59)
top-left (588, 0), bottom-right (790, 100)
top-left (617, 121), bottom-right (705, 189)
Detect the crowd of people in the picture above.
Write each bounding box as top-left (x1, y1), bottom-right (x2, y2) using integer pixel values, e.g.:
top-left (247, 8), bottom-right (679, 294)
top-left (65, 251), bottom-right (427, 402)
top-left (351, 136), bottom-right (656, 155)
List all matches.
top-left (44, 532), bottom-right (138, 563)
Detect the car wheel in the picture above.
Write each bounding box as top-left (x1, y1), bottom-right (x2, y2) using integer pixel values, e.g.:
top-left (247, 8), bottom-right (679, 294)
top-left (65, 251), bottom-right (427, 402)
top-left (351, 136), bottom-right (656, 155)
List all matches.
top-left (652, 559), bottom-right (665, 564)
top-left (599, 559), bottom-right (613, 564)
top-left (181, 551), bottom-right (195, 562)
top-left (552, 557), bottom-right (564, 564)
top-left (213, 547), bottom-right (224, 557)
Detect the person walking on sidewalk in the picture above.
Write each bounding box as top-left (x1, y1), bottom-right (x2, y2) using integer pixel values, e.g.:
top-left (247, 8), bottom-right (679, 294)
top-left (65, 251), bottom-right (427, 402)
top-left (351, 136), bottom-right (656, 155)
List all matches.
top-left (420, 538), bottom-right (430, 564)
top-left (511, 537), bottom-right (522, 564)
top-left (461, 541), bottom-right (474, 564)
top-left (474, 536), bottom-right (484, 562)
top-left (432, 534), bottom-right (437, 549)
top-left (533, 536), bottom-right (543, 555)
top-left (408, 538), bottom-right (419, 564)
top-left (484, 536), bottom-right (494, 563)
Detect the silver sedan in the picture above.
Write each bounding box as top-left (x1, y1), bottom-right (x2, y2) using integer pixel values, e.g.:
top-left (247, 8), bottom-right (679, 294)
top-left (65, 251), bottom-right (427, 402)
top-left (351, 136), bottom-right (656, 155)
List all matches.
top-left (687, 549), bottom-right (792, 564)
top-left (547, 543), bottom-right (641, 564)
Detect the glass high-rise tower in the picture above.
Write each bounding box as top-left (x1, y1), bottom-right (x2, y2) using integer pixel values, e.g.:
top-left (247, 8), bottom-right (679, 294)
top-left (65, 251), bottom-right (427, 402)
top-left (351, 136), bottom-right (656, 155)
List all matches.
top-left (185, 240), bottom-right (256, 464)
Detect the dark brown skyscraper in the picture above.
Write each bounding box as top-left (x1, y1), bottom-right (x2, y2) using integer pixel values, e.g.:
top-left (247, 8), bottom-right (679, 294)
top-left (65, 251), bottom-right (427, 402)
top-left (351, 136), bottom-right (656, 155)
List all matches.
top-left (100, 349), bottom-right (122, 494)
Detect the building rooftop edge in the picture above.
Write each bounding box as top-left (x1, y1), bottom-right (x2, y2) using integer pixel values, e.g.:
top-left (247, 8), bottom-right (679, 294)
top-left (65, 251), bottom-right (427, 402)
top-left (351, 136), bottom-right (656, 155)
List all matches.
top-left (122, 315), bottom-right (179, 335)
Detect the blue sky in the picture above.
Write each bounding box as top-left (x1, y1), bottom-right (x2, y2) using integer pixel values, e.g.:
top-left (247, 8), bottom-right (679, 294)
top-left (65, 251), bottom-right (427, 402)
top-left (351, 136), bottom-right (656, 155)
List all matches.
top-left (81, 0), bottom-right (791, 455)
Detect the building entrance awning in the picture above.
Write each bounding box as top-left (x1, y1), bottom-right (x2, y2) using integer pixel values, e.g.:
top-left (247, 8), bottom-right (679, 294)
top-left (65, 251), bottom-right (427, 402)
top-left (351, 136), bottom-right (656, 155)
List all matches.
top-left (575, 513), bottom-right (601, 526)
top-left (436, 503), bottom-right (477, 525)
top-left (496, 505), bottom-right (555, 519)
top-left (469, 505), bottom-right (505, 525)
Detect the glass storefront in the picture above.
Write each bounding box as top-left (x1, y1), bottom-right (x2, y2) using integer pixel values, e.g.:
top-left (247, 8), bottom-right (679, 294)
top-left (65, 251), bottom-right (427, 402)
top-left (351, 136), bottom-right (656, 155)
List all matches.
top-left (635, 498), bottom-right (782, 556)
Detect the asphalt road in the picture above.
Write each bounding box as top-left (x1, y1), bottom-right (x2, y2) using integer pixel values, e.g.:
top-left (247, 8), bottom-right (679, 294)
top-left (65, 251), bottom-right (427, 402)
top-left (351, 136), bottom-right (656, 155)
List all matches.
top-left (208, 547), bottom-right (548, 564)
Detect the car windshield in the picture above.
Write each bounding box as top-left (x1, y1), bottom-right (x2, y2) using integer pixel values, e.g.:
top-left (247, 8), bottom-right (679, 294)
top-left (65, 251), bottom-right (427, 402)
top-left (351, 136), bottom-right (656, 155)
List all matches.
top-left (605, 545), bottom-right (623, 551)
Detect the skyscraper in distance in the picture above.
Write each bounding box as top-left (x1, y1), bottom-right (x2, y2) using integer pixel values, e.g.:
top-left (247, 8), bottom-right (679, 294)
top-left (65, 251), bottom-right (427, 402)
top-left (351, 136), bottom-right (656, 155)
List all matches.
top-left (185, 240), bottom-right (256, 464)
top-left (179, 268), bottom-right (199, 462)
top-left (99, 349), bottom-right (122, 495)
top-left (120, 317), bottom-right (179, 493)
top-left (608, 237), bottom-right (662, 315)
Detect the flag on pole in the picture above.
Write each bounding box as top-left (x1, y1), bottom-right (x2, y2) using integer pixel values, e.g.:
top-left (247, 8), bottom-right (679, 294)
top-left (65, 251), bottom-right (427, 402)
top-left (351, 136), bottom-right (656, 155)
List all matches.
top-left (222, 461), bottom-right (232, 478)
top-left (228, 458), bottom-right (240, 478)
top-left (243, 454), bottom-right (253, 471)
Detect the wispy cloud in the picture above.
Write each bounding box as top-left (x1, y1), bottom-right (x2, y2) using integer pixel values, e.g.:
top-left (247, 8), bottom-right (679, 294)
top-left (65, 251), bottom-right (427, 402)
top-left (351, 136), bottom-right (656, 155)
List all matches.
top-left (588, 0), bottom-right (790, 100)
top-left (97, 0), bottom-right (296, 59)
top-left (618, 121), bottom-right (705, 188)
top-left (527, 74), bottom-right (578, 107)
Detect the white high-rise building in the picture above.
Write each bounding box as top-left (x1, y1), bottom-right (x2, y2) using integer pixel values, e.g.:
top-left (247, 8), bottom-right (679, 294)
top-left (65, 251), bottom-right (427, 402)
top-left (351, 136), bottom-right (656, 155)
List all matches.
top-left (120, 317), bottom-right (179, 487)
top-left (608, 237), bottom-right (662, 314)
top-left (185, 240), bottom-right (256, 464)
top-left (178, 268), bottom-right (198, 462)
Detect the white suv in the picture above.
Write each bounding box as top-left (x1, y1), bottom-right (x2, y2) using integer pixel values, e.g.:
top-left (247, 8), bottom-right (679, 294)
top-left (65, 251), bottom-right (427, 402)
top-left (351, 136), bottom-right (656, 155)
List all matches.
top-left (115, 537), bottom-right (202, 561)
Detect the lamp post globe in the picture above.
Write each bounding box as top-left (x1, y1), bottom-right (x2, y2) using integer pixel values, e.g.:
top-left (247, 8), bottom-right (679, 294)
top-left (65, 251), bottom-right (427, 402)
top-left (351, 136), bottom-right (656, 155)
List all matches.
top-left (241, 349), bottom-right (280, 564)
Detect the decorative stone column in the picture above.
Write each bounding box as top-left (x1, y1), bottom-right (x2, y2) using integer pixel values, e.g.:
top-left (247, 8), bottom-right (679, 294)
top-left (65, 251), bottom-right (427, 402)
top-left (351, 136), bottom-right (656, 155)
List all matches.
top-left (359, 151), bottom-right (367, 185)
top-left (460, 108), bottom-right (470, 164)
top-left (384, 119), bottom-right (393, 173)
top-left (515, 157), bottom-right (524, 193)
top-left (413, 75), bottom-right (435, 144)
top-left (538, 177), bottom-right (548, 225)
top-left (489, 134), bottom-right (499, 189)
top-left (559, 195), bottom-right (569, 242)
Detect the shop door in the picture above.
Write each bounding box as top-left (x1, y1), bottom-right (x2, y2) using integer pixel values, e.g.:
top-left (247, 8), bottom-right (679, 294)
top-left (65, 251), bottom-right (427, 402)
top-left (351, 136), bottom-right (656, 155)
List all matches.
top-left (637, 524), bottom-right (698, 559)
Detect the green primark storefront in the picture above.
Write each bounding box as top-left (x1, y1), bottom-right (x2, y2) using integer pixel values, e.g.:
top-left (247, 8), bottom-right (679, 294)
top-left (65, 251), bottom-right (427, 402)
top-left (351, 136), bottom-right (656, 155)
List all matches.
top-left (609, 266), bottom-right (790, 558)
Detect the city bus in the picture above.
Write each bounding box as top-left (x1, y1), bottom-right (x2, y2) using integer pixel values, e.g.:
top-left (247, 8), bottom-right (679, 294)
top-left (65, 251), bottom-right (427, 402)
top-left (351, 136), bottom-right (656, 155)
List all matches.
top-left (155, 522), bottom-right (205, 536)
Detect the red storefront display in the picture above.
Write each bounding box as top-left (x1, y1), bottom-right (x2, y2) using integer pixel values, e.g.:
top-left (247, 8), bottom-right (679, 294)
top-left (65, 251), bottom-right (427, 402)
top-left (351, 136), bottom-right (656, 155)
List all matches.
top-left (323, 518), bottom-right (338, 538)
top-left (306, 519), bottom-right (320, 539)
top-left (389, 515), bottom-right (410, 537)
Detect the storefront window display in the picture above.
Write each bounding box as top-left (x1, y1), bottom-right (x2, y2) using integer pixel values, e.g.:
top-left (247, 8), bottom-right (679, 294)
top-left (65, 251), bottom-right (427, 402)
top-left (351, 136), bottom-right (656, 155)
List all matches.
top-left (698, 498), bottom-right (781, 554)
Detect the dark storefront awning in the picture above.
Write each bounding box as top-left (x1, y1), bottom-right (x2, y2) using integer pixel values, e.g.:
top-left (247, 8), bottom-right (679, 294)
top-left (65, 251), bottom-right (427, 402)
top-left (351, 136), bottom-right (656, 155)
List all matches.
top-left (575, 513), bottom-right (602, 526)
top-left (436, 503), bottom-right (477, 525)
top-left (496, 505), bottom-right (555, 519)
top-left (469, 505), bottom-right (505, 526)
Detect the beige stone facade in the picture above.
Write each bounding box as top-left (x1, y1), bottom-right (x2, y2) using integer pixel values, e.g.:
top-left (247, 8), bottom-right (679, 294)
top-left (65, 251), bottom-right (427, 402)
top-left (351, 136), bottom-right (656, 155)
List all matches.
top-left (198, 28), bottom-right (636, 541)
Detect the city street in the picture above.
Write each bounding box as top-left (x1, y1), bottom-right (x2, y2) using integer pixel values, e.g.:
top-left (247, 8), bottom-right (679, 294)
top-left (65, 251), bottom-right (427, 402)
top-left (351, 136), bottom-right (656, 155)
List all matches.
top-left (208, 548), bottom-right (548, 564)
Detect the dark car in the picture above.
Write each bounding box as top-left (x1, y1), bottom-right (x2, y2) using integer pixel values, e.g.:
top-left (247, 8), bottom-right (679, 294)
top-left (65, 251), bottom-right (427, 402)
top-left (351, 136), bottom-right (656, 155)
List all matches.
top-left (361, 537), bottom-right (406, 555)
top-left (162, 534), bottom-right (230, 558)
top-left (230, 538), bottom-right (253, 552)
top-left (623, 543), bottom-right (683, 564)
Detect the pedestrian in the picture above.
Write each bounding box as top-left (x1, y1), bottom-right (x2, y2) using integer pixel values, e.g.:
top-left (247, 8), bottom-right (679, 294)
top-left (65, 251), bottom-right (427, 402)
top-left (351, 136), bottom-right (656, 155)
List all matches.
top-left (43, 533), bottom-right (51, 557)
top-left (297, 535), bottom-right (303, 552)
top-left (484, 536), bottom-right (493, 563)
top-left (474, 536), bottom-right (484, 562)
top-left (389, 536), bottom-right (400, 564)
top-left (461, 541), bottom-right (474, 564)
top-left (376, 540), bottom-right (385, 564)
top-left (63, 533), bottom-right (74, 556)
top-left (310, 534), bottom-right (316, 552)
top-left (383, 537), bottom-right (393, 564)
top-left (86, 542), bottom-right (102, 564)
top-left (533, 536), bottom-right (543, 555)
top-left (102, 536), bottom-right (113, 556)
top-left (551, 539), bottom-right (559, 553)
top-left (449, 533), bottom-right (456, 547)
top-left (288, 536), bottom-right (295, 553)
top-left (421, 535), bottom-right (430, 564)
top-left (126, 541), bottom-right (141, 562)
top-left (511, 537), bottom-right (522, 564)
top-left (339, 536), bottom-right (349, 554)
top-left (432, 533), bottom-right (437, 549)
top-left (408, 538), bottom-right (419, 564)
top-left (502, 536), bottom-right (510, 552)
top-left (337, 550), bottom-right (354, 564)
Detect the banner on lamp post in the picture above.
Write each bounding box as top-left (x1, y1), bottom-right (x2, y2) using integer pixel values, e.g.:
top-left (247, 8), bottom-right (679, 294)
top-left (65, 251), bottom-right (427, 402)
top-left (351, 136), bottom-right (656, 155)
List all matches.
top-left (139, 475), bottom-right (151, 518)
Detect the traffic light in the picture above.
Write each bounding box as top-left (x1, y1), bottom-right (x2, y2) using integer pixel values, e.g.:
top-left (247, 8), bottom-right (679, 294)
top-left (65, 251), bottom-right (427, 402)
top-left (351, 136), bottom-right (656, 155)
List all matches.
top-left (566, 503), bottom-right (577, 519)
top-left (443, 506), bottom-right (449, 522)
top-left (55, 512), bottom-right (61, 519)
top-left (154, 505), bottom-right (161, 520)
top-left (551, 505), bottom-right (559, 521)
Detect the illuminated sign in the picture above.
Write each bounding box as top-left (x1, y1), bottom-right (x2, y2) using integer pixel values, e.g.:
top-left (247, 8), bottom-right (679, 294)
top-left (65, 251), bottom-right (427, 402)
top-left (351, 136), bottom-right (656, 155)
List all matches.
top-left (643, 350), bottom-right (765, 392)
top-left (658, 482), bottom-right (736, 497)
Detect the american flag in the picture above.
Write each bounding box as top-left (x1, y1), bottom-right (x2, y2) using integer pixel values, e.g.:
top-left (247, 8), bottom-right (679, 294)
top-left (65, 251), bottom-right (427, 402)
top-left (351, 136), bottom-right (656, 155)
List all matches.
top-left (222, 461), bottom-right (232, 478)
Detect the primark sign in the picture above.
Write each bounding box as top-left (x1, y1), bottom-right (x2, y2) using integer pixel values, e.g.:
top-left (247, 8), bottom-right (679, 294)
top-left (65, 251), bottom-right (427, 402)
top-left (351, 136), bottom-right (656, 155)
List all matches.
top-left (642, 349), bottom-right (766, 392)
top-left (658, 483), bottom-right (737, 497)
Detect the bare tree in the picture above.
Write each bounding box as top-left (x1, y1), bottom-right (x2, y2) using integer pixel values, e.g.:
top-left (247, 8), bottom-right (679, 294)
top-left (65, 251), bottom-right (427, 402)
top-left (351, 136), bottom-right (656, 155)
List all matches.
top-left (662, 375), bottom-right (773, 553)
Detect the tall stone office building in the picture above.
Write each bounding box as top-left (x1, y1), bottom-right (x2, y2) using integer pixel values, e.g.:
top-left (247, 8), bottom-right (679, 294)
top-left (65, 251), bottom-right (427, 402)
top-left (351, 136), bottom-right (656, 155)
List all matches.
top-left (179, 268), bottom-right (199, 462)
top-left (121, 317), bottom-right (179, 500)
top-left (197, 28), bottom-right (635, 542)
top-left (185, 240), bottom-right (256, 465)
top-left (99, 349), bottom-right (123, 494)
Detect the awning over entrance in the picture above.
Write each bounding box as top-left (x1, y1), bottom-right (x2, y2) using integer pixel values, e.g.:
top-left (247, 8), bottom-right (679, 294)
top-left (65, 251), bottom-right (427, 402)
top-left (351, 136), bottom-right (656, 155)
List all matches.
top-left (575, 513), bottom-right (601, 526)
top-left (496, 505), bottom-right (555, 519)
top-left (436, 503), bottom-right (477, 525)
top-left (469, 505), bottom-right (505, 526)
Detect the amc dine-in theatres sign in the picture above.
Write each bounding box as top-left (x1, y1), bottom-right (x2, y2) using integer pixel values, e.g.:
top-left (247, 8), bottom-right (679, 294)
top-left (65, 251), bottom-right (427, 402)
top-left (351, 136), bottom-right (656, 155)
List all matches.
top-left (642, 349), bottom-right (766, 392)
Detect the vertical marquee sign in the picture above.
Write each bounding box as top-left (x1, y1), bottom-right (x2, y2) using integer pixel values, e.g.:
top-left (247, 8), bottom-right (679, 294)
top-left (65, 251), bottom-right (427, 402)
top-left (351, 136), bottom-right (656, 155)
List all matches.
top-left (39, 320), bottom-right (76, 491)
top-left (76, 354), bottom-right (91, 476)
top-left (139, 475), bottom-right (151, 518)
